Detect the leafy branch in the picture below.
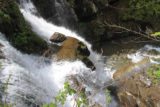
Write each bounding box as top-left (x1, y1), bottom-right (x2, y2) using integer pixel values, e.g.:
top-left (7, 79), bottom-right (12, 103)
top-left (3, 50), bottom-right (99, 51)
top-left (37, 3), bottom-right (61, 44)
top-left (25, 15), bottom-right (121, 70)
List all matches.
top-left (101, 21), bottom-right (160, 42)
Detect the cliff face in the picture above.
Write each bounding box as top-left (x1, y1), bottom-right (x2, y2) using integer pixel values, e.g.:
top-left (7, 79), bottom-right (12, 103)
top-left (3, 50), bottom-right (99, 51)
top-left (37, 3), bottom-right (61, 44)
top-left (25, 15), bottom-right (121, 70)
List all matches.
top-left (31, 0), bottom-right (78, 30)
top-left (0, 0), bottom-right (48, 54)
top-left (66, 0), bottom-right (160, 48)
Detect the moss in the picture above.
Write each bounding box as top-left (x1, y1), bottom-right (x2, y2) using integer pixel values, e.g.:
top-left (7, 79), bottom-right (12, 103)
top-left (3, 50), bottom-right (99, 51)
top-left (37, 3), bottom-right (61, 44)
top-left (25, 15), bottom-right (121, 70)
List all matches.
top-left (121, 0), bottom-right (160, 21)
top-left (147, 65), bottom-right (160, 85)
top-left (0, 0), bottom-right (48, 54)
top-left (0, 103), bottom-right (13, 107)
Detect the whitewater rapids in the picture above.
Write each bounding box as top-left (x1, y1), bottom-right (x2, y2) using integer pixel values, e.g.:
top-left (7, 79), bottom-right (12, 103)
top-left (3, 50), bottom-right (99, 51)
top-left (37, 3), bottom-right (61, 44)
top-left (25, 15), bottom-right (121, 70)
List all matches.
top-left (0, 0), bottom-right (114, 107)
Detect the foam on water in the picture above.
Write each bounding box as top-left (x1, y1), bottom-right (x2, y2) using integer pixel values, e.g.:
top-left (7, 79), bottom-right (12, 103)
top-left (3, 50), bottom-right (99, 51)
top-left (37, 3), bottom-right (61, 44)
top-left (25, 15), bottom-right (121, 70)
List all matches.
top-left (0, 33), bottom-right (92, 107)
top-left (19, 0), bottom-right (111, 89)
top-left (128, 44), bottom-right (160, 64)
top-left (0, 0), bottom-right (114, 106)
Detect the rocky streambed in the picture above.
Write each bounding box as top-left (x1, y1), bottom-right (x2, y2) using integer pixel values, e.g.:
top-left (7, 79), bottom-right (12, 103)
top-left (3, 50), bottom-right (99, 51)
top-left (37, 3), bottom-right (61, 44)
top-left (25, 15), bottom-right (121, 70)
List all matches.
top-left (41, 31), bottom-right (160, 107)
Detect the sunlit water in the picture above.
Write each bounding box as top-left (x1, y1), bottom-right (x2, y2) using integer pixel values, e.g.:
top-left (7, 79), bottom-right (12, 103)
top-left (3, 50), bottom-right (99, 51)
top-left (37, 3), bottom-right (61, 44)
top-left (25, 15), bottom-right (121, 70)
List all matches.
top-left (0, 0), bottom-right (159, 107)
top-left (0, 0), bottom-right (114, 107)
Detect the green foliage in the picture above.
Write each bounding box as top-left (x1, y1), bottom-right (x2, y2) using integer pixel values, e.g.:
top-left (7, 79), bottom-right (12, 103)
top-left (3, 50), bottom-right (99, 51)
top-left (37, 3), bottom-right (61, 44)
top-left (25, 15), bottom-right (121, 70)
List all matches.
top-left (66, 0), bottom-right (75, 7)
top-left (42, 103), bottom-right (57, 107)
top-left (42, 82), bottom-right (88, 107)
top-left (76, 91), bottom-right (88, 107)
top-left (147, 65), bottom-right (160, 84)
top-left (0, 103), bottom-right (13, 107)
top-left (0, 0), bottom-right (47, 54)
top-left (123, 0), bottom-right (160, 21)
top-left (105, 89), bottom-right (112, 105)
top-left (151, 32), bottom-right (160, 37)
top-left (0, 10), bottom-right (11, 23)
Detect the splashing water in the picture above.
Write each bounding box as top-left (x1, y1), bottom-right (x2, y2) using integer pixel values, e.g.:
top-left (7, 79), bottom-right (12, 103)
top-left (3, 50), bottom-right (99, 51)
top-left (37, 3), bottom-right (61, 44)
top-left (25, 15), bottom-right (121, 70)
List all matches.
top-left (128, 45), bottom-right (160, 64)
top-left (1, 0), bottom-right (159, 107)
top-left (19, 0), bottom-right (112, 90)
top-left (0, 0), bottom-right (114, 107)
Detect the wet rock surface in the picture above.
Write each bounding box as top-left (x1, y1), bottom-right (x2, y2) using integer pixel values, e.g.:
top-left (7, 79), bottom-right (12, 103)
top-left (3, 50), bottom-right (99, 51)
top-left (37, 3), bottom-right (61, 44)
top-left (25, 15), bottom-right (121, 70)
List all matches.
top-left (45, 32), bottom-right (95, 70)
top-left (117, 72), bottom-right (160, 107)
top-left (111, 60), bottom-right (160, 107)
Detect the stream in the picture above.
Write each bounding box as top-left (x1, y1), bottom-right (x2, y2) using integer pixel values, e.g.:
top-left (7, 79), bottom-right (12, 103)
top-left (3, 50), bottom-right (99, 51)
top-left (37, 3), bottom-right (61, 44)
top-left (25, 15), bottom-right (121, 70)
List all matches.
top-left (0, 0), bottom-right (160, 107)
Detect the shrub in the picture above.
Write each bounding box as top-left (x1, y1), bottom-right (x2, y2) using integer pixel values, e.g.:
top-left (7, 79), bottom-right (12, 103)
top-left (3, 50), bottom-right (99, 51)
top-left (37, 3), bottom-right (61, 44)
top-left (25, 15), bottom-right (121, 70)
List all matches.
top-left (123, 0), bottom-right (160, 21)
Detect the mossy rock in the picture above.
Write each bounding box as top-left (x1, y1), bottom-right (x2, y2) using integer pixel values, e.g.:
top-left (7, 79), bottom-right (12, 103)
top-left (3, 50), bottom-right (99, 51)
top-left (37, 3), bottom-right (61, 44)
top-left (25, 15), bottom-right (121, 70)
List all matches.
top-left (147, 64), bottom-right (160, 85)
top-left (0, 0), bottom-right (48, 54)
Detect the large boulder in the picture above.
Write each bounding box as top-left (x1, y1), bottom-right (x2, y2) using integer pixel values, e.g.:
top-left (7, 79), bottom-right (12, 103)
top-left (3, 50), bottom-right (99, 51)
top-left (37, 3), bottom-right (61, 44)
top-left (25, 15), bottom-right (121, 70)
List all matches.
top-left (117, 72), bottom-right (160, 107)
top-left (48, 32), bottom-right (95, 70)
top-left (111, 58), bottom-right (160, 107)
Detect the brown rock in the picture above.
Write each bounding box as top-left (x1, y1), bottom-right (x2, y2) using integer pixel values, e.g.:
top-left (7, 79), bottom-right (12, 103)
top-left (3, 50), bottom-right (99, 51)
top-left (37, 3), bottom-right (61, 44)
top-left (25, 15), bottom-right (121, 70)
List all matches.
top-left (113, 58), bottom-right (150, 79)
top-left (55, 36), bottom-right (95, 70)
top-left (56, 37), bottom-right (91, 60)
top-left (116, 73), bottom-right (160, 107)
top-left (56, 37), bottom-right (79, 60)
top-left (50, 32), bottom-right (67, 43)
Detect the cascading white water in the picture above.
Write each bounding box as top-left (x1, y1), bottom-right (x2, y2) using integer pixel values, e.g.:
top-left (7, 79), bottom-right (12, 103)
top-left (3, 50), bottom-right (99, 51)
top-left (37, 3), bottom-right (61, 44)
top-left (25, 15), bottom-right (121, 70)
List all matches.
top-left (0, 32), bottom-right (104, 107)
top-left (0, 0), bottom-right (115, 107)
top-left (128, 45), bottom-right (160, 64)
top-left (19, 0), bottom-right (112, 90)
top-left (0, 0), bottom-right (160, 107)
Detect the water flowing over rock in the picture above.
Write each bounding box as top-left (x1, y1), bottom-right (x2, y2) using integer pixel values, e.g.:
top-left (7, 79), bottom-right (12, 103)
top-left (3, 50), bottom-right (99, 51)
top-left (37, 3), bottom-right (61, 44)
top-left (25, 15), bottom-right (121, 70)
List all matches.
top-left (48, 32), bottom-right (95, 70)
top-left (31, 0), bottom-right (78, 30)
top-left (0, 0), bottom-right (48, 54)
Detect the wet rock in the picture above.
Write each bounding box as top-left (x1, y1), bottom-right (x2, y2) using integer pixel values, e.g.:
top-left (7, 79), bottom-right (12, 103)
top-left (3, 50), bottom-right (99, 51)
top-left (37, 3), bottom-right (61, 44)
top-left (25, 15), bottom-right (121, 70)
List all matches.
top-left (31, 0), bottom-right (78, 30)
top-left (74, 0), bottom-right (98, 21)
top-left (82, 57), bottom-right (96, 70)
top-left (117, 73), bottom-right (160, 107)
top-left (48, 34), bottom-right (95, 70)
top-left (113, 58), bottom-right (150, 79)
top-left (112, 61), bottom-right (160, 107)
top-left (50, 32), bottom-right (67, 43)
top-left (147, 49), bottom-right (160, 56)
top-left (56, 37), bottom-right (79, 60)
top-left (55, 36), bottom-right (91, 60)
top-left (77, 41), bottom-right (90, 57)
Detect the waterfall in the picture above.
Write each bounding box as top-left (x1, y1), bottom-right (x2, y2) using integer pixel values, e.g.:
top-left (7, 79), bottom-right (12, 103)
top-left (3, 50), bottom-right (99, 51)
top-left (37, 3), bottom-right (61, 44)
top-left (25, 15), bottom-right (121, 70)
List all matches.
top-left (0, 0), bottom-right (115, 107)
top-left (0, 0), bottom-right (160, 107)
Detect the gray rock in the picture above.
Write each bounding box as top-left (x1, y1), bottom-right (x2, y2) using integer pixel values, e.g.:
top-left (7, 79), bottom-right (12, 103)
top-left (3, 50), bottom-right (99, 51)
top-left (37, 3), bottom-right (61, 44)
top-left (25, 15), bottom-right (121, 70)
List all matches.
top-left (50, 32), bottom-right (67, 43)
